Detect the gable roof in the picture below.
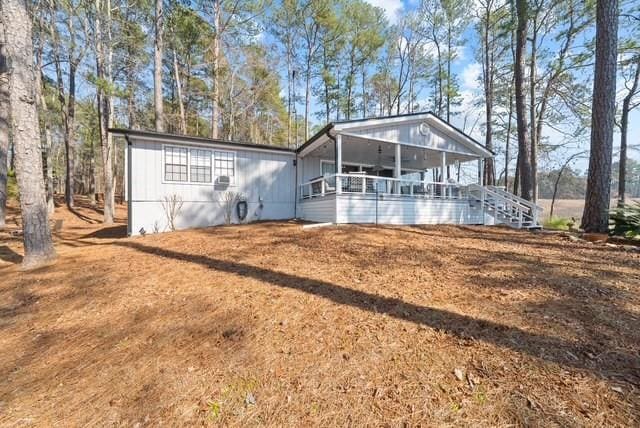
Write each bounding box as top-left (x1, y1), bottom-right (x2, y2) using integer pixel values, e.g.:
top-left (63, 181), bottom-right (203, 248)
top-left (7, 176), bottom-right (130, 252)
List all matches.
top-left (109, 111), bottom-right (492, 158)
top-left (297, 111), bottom-right (493, 157)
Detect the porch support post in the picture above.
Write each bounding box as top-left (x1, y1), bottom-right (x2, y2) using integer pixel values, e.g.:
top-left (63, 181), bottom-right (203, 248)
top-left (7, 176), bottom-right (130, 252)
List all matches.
top-left (423, 169), bottom-right (430, 197)
top-left (441, 152), bottom-right (446, 198)
top-left (336, 134), bottom-right (342, 194)
top-left (478, 158), bottom-right (484, 186)
top-left (394, 143), bottom-right (401, 194)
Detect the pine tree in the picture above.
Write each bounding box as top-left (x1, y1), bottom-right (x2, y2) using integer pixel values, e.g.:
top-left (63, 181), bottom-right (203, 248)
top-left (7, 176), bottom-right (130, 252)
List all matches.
top-left (1, 0), bottom-right (56, 269)
top-left (581, 0), bottom-right (619, 232)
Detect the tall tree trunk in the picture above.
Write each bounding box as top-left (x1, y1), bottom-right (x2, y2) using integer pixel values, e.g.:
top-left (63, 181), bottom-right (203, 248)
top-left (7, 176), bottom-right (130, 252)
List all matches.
top-left (0, 18), bottom-right (8, 228)
top-left (96, 0), bottom-right (115, 224)
top-left (581, 0), bottom-right (618, 233)
top-left (44, 130), bottom-right (54, 214)
top-left (287, 48), bottom-right (293, 146)
top-left (504, 80), bottom-right (514, 191)
top-left (65, 59), bottom-right (76, 208)
top-left (446, 24), bottom-right (452, 121)
top-left (514, 0), bottom-right (533, 201)
top-left (126, 47), bottom-right (137, 129)
top-left (346, 55), bottom-right (355, 120)
top-left (172, 49), bottom-right (187, 134)
top-left (361, 66), bottom-right (366, 118)
top-left (304, 56), bottom-right (311, 140)
top-left (211, 0), bottom-right (220, 139)
top-left (434, 37), bottom-right (443, 117)
top-left (618, 57), bottom-right (640, 207)
top-left (323, 52), bottom-right (330, 124)
top-left (482, 6), bottom-right (495, 186)
top-left (529, 19), bottom-right (538, 202)
top-left (51, 13), bottom-right (75, 209)
top-left (34, 38), bottom-right (54, 215)
top-left (154, 0), bottom-right (164, 132)
top-left (2, 0), bottom-right (56, 268)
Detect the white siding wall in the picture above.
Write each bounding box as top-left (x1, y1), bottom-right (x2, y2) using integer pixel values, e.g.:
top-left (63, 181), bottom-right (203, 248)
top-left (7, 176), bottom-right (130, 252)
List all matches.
top-left (299, 153), bottom-right (325, 182)
top-left (336, 195), bottom-right (483, 225)
top-left (297, 156), bottom-right (485, 226)
top-left (347, 122), bottom-right (477, 155)
top-left (130, 139), bottom-right (296, 235)
top-left (299, 196), bottom-right (336, 223)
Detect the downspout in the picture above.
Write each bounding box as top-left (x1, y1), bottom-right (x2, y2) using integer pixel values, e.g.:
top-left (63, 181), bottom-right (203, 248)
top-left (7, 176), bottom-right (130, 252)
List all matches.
top-left (124, 134), bottom-right (133, 236)
top-left (327, 130), bottom-right (336, 172)
top-left (327, 130), bottom-right (338, 224)
top-left (294, 152), bottom-right (298, 219)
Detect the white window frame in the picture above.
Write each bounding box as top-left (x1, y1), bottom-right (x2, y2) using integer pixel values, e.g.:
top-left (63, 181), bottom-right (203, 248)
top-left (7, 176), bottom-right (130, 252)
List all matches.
top-left (162, 144), bottom-right (218, 186)
top-left (163, 145), bottom-right (189, 183)
top-left (189, 148), bottom-right (213, 184)
top-left (213, 150), bottom-right (236, 185)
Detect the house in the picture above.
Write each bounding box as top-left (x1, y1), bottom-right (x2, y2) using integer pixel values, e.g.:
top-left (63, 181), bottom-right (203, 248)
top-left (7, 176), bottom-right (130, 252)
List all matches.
top-left (110, 112), bottom-right (541, 236)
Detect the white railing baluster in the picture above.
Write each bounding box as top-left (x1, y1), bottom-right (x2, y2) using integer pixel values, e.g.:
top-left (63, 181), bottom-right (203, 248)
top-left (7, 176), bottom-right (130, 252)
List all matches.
top-left (299, 174), bottom-right (476, 202)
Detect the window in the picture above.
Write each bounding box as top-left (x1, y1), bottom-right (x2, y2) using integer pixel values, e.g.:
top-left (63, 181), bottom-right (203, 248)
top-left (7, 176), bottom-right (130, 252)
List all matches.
top-left (321, 161), bottom-right (336, 188)
top-left (214, 151), bottom-right (235, 182)
top-left (190, 149), bottom-right (212, 183)
top-left (321, 161), bottom-right (336, 176)
top-left (164, 146), bottom-right (188, 182)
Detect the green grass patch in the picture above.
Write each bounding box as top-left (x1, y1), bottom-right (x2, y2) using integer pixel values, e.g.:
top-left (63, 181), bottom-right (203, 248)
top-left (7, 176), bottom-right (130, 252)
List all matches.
top-left (543, 216), bottom-right (571, 230)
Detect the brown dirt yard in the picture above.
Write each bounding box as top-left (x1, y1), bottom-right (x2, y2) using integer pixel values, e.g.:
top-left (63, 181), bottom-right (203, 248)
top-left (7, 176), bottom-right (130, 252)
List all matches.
top-left (1, 198), bottom-right (639, 426)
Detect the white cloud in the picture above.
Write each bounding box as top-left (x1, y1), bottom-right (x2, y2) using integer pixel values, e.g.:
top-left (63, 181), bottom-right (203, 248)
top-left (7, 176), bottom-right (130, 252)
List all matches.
top-left (364, 0), bottom-right (404, 23)
top-left (418, 40), bottom-right (436, 57)
top-left (461, 62), bottom-right (482, 91)
top-left (453, 64), bottom-right (484, 137)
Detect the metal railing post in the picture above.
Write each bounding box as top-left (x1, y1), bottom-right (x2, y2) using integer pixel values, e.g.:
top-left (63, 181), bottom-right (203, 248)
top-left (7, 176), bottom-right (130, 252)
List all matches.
top-left (481, 186), bottom-right (486, 225)
top-left (519, 209), bottom-right (523, 228)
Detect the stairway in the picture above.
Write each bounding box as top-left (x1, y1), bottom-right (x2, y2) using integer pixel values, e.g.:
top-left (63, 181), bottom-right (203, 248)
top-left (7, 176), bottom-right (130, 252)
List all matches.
top-left (468, 184), bottom-right (543, 229)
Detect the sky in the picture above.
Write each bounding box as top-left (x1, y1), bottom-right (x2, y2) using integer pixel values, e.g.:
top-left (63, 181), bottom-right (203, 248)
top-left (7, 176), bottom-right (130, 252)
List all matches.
top-left (346, 0), bottom-right (640, 173)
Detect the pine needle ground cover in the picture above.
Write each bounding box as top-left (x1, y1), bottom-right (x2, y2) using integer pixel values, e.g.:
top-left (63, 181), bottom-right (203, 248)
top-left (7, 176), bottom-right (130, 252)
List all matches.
top-left (1, 199), bottom-right (639, 426)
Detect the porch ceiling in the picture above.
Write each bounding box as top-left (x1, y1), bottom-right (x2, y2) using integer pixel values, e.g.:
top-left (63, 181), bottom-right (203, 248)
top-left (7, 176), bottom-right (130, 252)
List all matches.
top-left (306, 134), bottom-right (480, 171)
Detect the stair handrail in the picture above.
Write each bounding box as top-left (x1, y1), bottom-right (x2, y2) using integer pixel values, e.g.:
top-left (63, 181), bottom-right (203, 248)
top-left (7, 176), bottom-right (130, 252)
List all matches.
top-left (468, 184), bottom-right (533, 214)
top-left (468, 184), bottom-right (537, 226)
top-left (487, 185), bottom-right (543, 213)
top-left (486, 185), bottom-right (542, 226)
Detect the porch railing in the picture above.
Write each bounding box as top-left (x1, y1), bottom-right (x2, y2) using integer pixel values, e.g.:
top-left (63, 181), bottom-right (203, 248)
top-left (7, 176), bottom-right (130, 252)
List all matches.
top-left (299, 173), bottom-right (469, 200)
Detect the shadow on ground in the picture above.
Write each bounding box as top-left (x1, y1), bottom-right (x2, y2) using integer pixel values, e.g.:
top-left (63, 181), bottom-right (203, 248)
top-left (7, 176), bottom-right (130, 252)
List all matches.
top-left (115, 238), bottom-right (640, 387)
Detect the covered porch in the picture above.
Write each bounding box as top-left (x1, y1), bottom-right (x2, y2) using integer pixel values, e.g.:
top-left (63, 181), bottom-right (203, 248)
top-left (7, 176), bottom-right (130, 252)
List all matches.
top-left (296, 113), bottom-right (498, 226)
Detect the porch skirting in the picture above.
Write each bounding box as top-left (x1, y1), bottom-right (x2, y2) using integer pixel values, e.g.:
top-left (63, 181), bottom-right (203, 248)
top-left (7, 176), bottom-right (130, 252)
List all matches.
top-left (298, 194), bottom-right (487, 226)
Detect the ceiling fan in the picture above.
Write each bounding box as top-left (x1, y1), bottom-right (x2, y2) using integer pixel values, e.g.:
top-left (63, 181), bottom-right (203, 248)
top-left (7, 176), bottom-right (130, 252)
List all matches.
top-left (372, 145), bottom-right (419, 171)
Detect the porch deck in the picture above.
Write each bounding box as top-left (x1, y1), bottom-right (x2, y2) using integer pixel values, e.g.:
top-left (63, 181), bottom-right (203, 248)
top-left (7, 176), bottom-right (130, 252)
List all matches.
top-left (298, 174), bottom-right (541, 228)
top-left (295, 112), bottom-right (542, 229)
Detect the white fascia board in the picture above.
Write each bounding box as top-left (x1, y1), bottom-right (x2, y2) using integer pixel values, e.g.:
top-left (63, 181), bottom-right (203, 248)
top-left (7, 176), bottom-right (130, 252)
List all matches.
top-left (298, 133), bottom-right (332, 157)
top-left (332, 113), bottom-right (432, 132)
top-left (332, 113), bottom-right (492, 158)
top-left (124, 134), bottom-right (296, 156)
top-left (423, 116), bottom-right (493, 158)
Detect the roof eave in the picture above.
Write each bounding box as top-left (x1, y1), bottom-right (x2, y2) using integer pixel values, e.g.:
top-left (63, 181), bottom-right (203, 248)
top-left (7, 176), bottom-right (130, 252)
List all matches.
top-left (295, 123), bottom-right (334, 155)
top-left (108, 128), bottom-right (296, 154)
